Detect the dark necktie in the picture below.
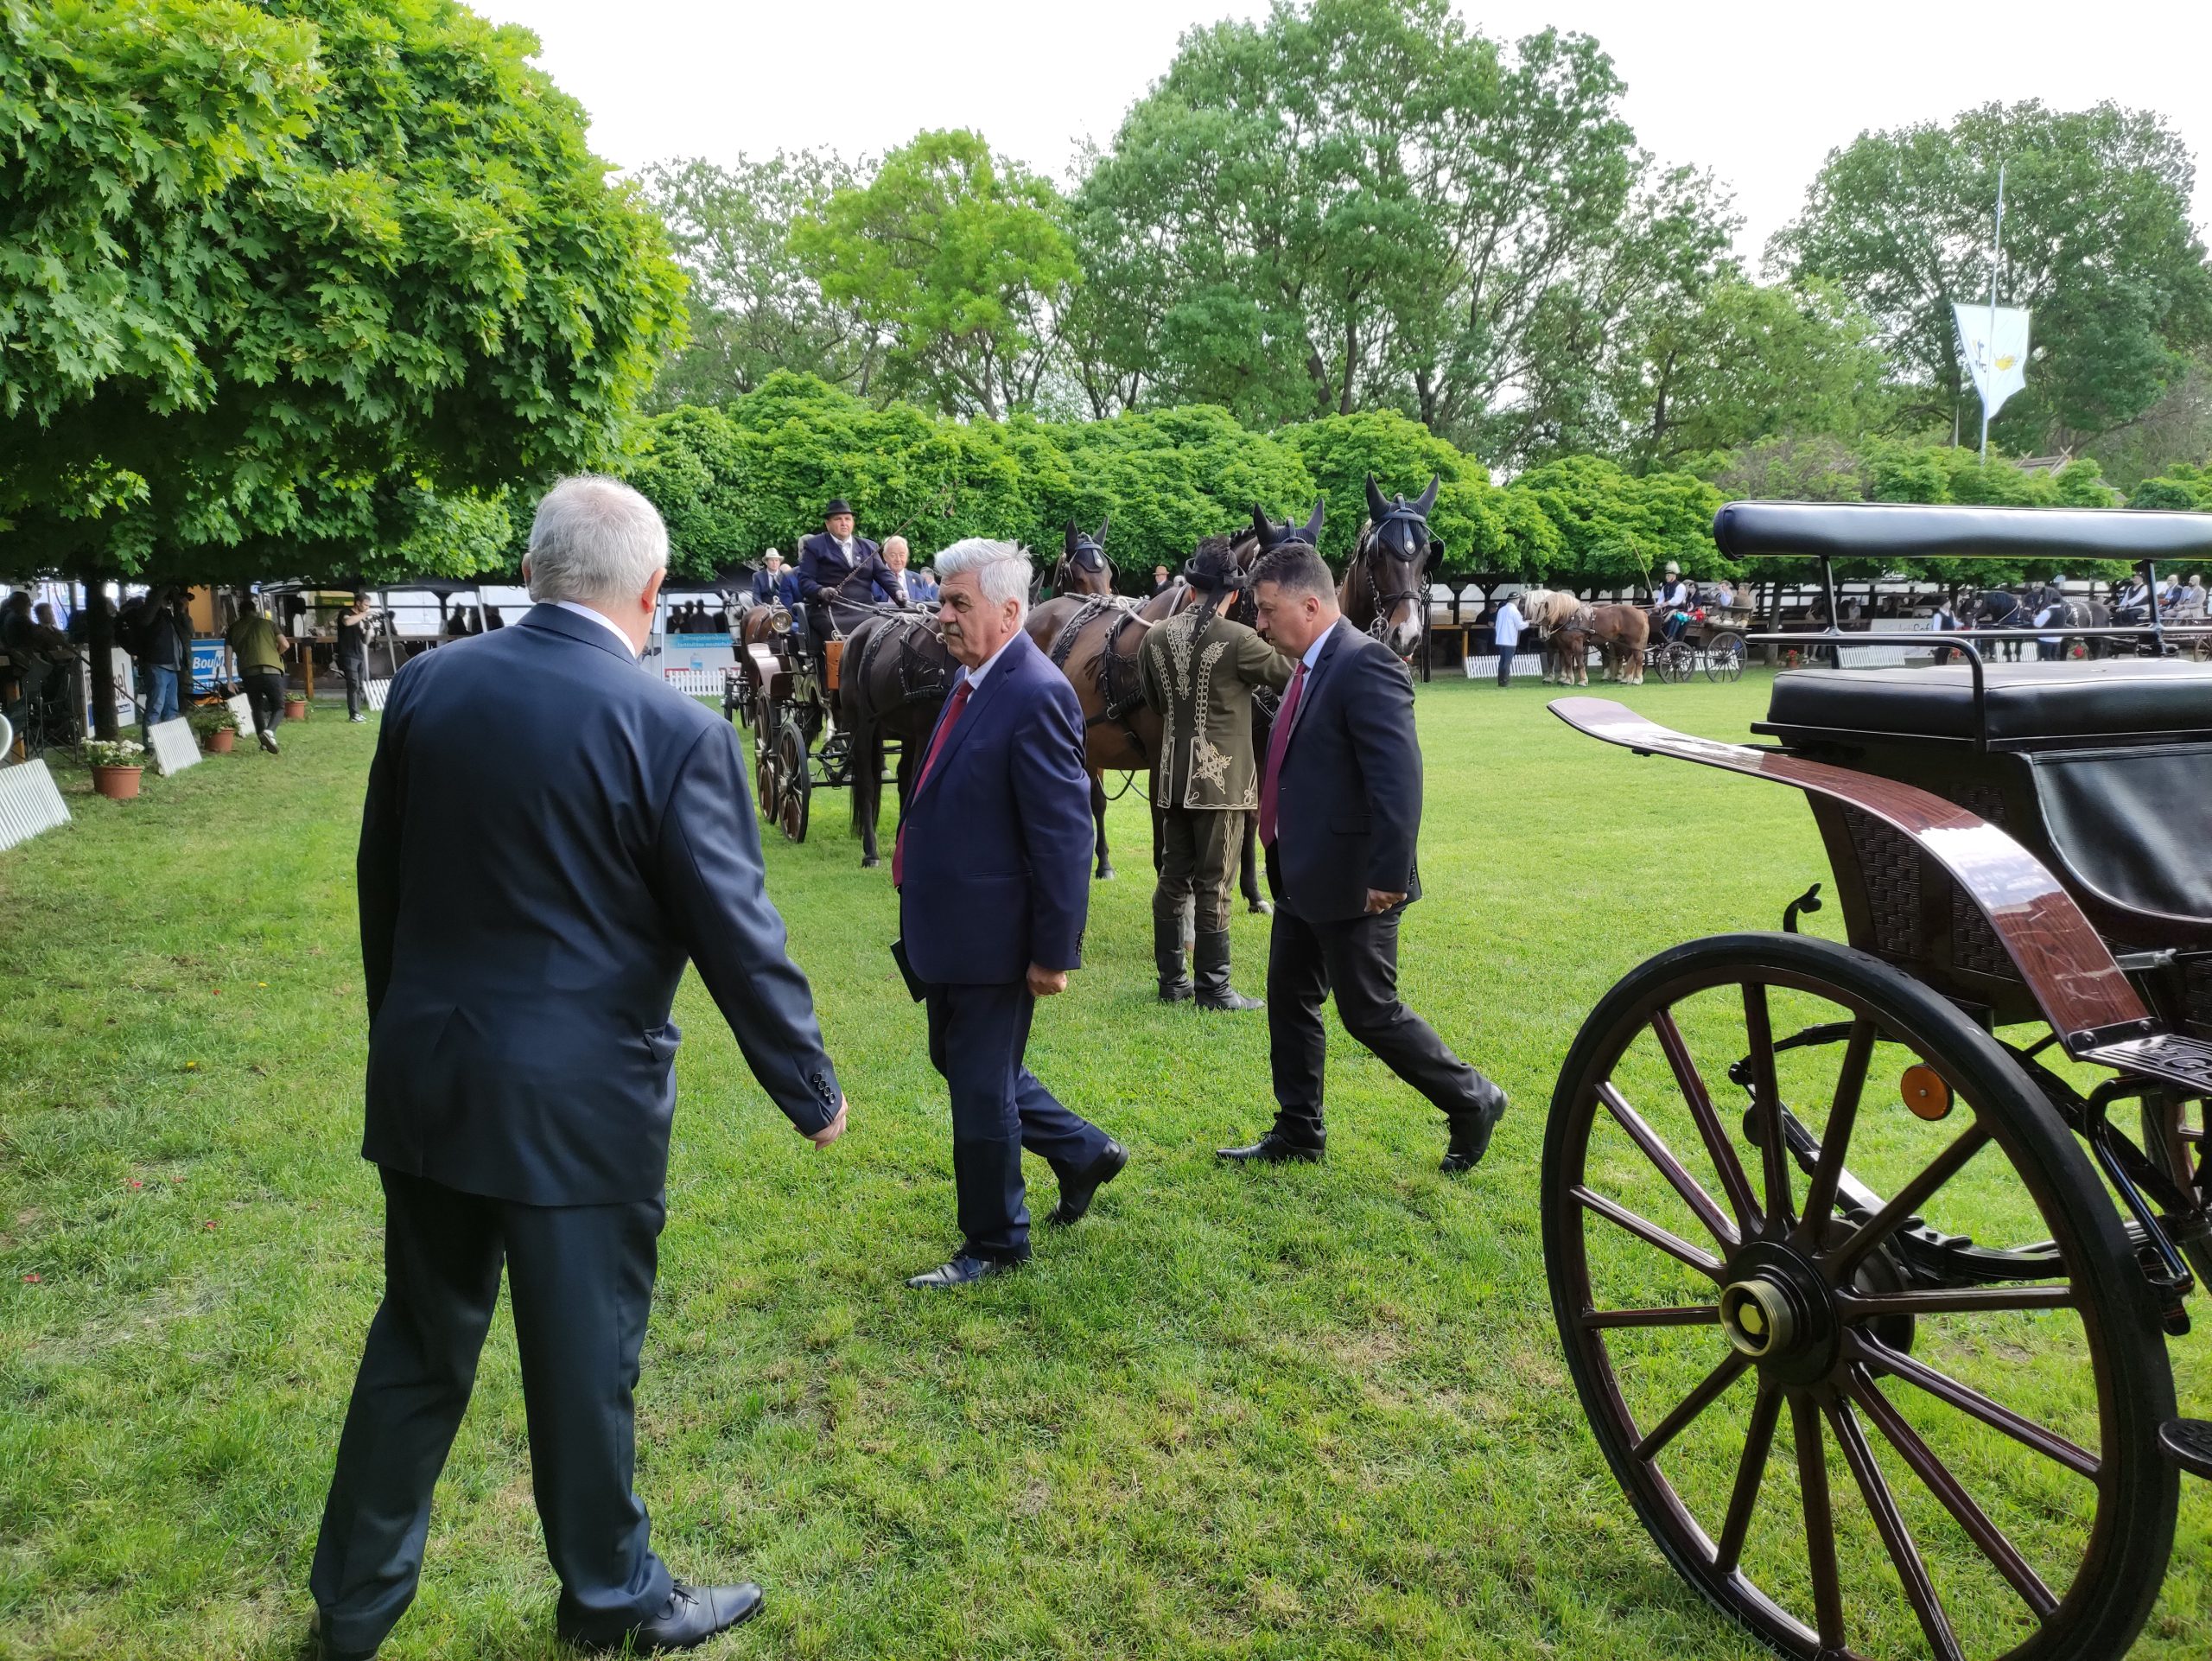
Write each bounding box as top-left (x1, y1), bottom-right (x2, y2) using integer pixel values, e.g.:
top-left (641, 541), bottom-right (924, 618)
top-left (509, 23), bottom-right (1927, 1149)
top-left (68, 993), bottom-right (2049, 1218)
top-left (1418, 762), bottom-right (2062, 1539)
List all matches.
top-left (893, 679), bottom-right (975, 888)
top-left (1257, 659), bottom-right (1308, 847)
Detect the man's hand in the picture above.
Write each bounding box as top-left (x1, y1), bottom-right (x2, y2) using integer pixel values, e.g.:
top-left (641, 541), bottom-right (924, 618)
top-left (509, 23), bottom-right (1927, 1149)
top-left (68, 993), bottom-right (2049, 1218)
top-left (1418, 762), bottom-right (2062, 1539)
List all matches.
top-left (1364, 888), bottom-right (1407, 914)
top-left (1027, 963), bottom-right (1070, 997)
top-left (809, 1099), bottom-right (849, 1148)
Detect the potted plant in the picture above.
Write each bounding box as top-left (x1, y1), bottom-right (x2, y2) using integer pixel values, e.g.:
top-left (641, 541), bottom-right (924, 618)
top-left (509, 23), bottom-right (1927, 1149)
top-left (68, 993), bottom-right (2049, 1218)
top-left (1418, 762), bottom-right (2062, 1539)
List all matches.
top-left (191, 707), bottom-right (239, 754)
top-left (284, 691), bottom-right (309, 722)
top-left (84, 738), bottom-right (148, 799)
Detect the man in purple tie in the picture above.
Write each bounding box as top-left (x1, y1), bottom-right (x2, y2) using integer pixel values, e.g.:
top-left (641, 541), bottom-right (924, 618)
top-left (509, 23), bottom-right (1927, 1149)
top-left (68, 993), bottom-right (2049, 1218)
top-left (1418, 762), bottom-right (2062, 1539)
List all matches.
top-left (1222, 541), bottom-right (1506, 1174)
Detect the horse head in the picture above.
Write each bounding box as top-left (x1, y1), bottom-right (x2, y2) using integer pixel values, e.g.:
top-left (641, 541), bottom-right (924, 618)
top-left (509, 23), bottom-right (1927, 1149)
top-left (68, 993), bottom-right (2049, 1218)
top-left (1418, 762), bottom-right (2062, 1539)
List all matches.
top-left (1056, 517), bottom-right (1112, 595)
top-left (1249, 498), bottom-right (1325, 554)
top-left (1353, 474), bottom-right (1438, 659)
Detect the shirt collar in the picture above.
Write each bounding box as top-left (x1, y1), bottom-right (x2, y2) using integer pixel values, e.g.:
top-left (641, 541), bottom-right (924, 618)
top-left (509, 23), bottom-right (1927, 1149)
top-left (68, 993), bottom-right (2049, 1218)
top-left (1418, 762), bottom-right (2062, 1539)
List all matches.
top-left (1299, 622), bottom-right (1334, 673)
top-left (959, 629), bottom-right (1021, 691)
top-left (552, 599), bottom-right (639, 659)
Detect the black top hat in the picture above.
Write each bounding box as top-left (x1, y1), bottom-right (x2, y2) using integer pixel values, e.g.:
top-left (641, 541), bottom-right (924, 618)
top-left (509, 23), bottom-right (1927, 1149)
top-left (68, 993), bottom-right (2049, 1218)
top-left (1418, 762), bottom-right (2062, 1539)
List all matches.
top-left (823, 499), bottom-right (854, 519)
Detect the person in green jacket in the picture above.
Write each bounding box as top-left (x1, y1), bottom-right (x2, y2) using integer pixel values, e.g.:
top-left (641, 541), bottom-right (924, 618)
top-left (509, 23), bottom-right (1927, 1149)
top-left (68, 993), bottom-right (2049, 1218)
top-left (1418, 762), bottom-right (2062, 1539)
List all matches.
top-left (226, 593), bottom-right (292, 754)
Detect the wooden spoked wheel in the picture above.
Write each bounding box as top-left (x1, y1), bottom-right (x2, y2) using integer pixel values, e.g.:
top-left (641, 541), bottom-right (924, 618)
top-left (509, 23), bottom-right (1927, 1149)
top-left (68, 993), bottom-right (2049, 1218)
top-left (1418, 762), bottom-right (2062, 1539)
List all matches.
top-left (753, 712), bottom-right (780, 824)
top-left (775, 716), bottom-right (810, 843)
top-left (1544, 932), bottom-right (2177, 1661)
top-left (1705, 631), bottom-right (1746, 683)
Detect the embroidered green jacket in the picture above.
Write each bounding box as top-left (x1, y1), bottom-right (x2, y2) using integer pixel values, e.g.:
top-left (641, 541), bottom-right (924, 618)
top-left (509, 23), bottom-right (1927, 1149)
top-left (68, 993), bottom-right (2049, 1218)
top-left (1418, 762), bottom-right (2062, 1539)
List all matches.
top-left (1135, 605), bottom-right (1293, 811)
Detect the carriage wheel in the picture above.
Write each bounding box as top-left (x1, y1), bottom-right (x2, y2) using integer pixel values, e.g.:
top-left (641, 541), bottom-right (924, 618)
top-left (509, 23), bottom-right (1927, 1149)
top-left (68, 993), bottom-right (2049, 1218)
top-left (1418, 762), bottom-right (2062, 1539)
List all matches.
top-left (1704, 632), bottom-right (1745, 684)
top-left (753, 723), bottom-right (781, 824)
top-left (1654, 644), bottom-right (1690, 685)
top-left (775, 716), bottom-right (810, 843)
top-left (1544, 932), bottom-right (2175, 1661)
top-left (819, 729), bottom-right (851, 790)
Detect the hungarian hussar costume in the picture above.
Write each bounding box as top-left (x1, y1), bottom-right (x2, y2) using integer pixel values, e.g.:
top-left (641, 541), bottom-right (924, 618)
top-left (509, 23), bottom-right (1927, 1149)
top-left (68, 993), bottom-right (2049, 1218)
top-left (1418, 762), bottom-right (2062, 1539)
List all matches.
top-left (1135, 539), bottom-right (1294, 1010)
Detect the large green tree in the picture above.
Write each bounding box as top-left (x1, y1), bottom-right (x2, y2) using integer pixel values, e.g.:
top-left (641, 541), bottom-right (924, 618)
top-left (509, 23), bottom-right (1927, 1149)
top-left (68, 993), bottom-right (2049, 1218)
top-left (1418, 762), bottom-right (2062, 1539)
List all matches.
top-left (637, 152), bottom-right (884, 409)
top-left (1771, 100), bottom-right (2212, 451)
top-left (1069, 1), bottom-right (1733, 466)
top-left (2, 0), bottom-right (685, 583)
top-left (791, 130), bottom-right (1077, 420)
top-left (1503, 455), bottom-right (1724, 587)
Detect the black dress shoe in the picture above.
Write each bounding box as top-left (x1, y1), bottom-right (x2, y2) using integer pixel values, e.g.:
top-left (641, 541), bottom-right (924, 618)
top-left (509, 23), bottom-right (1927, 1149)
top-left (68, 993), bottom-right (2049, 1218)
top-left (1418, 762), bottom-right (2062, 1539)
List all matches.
top-left (1440, 1078), bottom-right (1508, 1174)
top-left (906, 1253), bottom-right (1023, 1289)
top-left (1217, 1131), bottom-right (1325, 1163)
top-left (1046, 1140), bottom-right (1128, 1225)
top-left (558, 1580), bottom-right (761, 1653)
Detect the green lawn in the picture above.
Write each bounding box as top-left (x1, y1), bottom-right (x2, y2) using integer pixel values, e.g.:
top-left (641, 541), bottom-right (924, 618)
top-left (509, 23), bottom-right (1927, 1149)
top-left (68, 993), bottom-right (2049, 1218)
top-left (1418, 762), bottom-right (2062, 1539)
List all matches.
top-left (1, 674), bottom-right (2204, 1659)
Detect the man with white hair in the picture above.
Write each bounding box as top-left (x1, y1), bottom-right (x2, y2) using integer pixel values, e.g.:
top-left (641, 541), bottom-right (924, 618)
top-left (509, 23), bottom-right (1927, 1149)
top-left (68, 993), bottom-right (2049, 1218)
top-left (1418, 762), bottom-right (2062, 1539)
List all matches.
top-left (893, 538), bottom-right (1126, 1288)
top-left (882, 535), bottom-right (929, 605)
top-left (313, 475), bottom-right (849, 1658)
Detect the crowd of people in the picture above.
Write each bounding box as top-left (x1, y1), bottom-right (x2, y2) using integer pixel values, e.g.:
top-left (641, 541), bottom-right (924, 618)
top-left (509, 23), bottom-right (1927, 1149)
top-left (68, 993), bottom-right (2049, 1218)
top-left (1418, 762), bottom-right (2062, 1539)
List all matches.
top-left (306, 475), bottom-right (1508, 1658)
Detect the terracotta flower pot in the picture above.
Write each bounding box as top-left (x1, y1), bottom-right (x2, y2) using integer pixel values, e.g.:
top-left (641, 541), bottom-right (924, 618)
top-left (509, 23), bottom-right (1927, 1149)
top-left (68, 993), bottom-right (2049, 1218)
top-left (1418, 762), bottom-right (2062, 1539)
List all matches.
top-left (285, 698), bottom-right (308, 722)
top-left (205, 728), bottom-right (236, 754)
top-left (92, 764), bottom-right (143, 800)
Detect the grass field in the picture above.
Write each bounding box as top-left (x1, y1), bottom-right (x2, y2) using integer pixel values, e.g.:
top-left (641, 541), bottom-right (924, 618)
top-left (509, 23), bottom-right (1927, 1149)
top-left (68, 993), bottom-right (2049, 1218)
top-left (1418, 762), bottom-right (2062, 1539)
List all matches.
top-left (1, 671), bottom-right (2204, 1660)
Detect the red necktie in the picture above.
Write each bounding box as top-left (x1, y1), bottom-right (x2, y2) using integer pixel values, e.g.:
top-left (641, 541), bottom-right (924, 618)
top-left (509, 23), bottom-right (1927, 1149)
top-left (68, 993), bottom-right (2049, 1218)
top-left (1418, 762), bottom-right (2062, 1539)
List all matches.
top-left (893, 680), bottom-right (974, 888)
top-left (1257, 660), bottom-right (1306, 847)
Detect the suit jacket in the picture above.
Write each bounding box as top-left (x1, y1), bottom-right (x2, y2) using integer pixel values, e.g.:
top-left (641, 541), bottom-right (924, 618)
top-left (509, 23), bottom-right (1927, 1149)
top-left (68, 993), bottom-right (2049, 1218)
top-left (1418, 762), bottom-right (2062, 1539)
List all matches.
top-left (1136, 605), bottom-right (1292, 810)
top-left (797, 531), bottom-right (895, 608)
top-left (357, 604), bottom-right (840, 1206)
top-left (897, 630), bottom-right (1091, 984)
top-left (1265, 618), bottom-right (1423, 922)
top-left (751, 569), bottom-right (799, 608)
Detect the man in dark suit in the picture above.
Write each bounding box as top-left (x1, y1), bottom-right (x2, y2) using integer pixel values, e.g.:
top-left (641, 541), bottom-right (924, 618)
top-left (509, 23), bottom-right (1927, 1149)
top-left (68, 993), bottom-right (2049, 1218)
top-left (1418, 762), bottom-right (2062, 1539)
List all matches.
top-left (313, 476), bottom-right (849, 1659)
top-left (893, 538), bottom-right (1127, 1288)
top-left (1220, 541), bottom-right (1505, 1174)
top-left (749, 550), bottom-right (798, 608)
top-left (796, 499), bottom-right (897, 664)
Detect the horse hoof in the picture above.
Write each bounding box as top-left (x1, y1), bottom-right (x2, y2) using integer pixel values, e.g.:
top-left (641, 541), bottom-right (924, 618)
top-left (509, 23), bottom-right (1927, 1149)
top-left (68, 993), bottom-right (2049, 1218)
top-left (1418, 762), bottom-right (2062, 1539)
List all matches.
top-left (1249, 900), bottom-right (1273, 915)
top-left (1096, 868), bottom-right (1115, 881)
top-left (861, 856), bottom-right (880, 869)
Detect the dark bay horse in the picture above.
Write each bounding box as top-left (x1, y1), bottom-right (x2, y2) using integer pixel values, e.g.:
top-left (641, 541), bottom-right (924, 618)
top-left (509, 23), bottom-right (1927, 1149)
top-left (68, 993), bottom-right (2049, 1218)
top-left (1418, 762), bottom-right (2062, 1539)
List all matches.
top-left (839, 600), bottom-right (952, 868)
top-left (1338, 474), bottom-right (1436, 661)
top-left (1050, 518), bottom-right (1114, 598)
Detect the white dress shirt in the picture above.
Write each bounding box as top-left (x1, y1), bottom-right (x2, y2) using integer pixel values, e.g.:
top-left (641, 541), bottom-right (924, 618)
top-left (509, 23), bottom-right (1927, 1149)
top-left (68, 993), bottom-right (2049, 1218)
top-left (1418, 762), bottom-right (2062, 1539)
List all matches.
top-left (552, 599), bottom-right (639, 660)
top-left (1492, 602), bottom-right (1524, 649)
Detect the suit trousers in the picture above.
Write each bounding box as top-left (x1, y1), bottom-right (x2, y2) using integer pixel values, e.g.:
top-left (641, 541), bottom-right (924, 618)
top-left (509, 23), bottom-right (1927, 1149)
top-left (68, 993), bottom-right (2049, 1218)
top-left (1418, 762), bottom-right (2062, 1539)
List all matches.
top-left (925, 980), bottom-right (1111, 1261)
top-left (310, 1168), bottom-right (672, 1655)
top-left (1152, 807), bottom-right (1239, 933)
top-left (1265, 903), bottom-right (1487, 1146)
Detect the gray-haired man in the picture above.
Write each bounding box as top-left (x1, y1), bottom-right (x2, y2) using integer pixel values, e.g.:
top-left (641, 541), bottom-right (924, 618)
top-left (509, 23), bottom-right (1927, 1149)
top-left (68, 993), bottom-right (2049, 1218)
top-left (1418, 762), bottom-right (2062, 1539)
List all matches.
top-left (313, 475), bottom-right (849, 1658)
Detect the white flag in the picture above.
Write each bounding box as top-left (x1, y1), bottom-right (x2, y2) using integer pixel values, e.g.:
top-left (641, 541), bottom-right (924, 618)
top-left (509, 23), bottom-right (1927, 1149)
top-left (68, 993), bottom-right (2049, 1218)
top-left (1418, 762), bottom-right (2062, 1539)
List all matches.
top-left (1954, 302), bottom-right (2032, 422)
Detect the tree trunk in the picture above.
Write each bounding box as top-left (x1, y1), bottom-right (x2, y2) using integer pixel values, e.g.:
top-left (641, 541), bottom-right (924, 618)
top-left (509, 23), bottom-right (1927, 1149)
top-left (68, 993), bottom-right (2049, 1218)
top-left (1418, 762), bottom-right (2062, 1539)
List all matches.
top-left (83, 580), bottom-right (118, 741)
top-left (1338, 317), bottom-right (1358, 416)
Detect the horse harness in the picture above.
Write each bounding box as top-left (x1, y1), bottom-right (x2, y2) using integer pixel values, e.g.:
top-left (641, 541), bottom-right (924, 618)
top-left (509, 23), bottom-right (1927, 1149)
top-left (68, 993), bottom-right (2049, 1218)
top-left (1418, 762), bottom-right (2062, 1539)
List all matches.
top-left (1047, 593), bottom-right (1150, 761)
top-left (1354, 506), bottom-right (1433, 643)
top-left (849, 608), bottom-right (950, 712)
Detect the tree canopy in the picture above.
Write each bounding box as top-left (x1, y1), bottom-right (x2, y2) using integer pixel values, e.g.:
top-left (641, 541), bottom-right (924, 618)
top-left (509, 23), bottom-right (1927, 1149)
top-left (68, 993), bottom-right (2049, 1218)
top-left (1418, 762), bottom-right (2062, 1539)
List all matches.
top-left (0, 0), bottom-right (686, 582)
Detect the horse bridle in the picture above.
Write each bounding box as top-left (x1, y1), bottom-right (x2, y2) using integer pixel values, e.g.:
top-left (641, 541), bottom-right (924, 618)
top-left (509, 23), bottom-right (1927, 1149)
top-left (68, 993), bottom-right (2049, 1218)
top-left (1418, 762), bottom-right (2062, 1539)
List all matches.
top-left (1357, 510), bottom-right (1433, 641)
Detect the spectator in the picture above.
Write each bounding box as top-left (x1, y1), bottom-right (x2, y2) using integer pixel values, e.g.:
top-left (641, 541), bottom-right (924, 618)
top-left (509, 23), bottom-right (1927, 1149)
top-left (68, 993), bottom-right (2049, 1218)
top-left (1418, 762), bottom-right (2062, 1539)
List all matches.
top-left (3, 590), bottom-right (69, 743)
top-left (1490, 595), bottom-right (1524, 688)
top-left (1151, 565), bottom-right (1173, 595)
top-left (2033, 596), bottom-right (2066, 662)
top-left (142, 587), bottom-right (191, 733)
top-left (2177, 574), bottom-right (2207, 621)
top-left (226, 593), bottom-right (292, 753)
top-left (336, 590), bottom-right (378, 723)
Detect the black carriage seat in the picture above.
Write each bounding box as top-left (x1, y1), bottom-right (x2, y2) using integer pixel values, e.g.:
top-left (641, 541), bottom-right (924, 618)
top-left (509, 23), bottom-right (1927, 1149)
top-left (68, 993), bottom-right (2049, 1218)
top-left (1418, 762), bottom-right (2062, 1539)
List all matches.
top-left (1760, 661), bottom-right (2212, 932)
top-left (1758, 660), bottom-right (2212, 750)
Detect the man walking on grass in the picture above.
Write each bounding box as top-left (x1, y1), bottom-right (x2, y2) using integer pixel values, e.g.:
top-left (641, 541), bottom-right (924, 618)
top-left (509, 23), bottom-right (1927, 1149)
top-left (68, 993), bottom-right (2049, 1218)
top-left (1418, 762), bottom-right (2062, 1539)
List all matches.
top-left (312, 475), bottom-right (849, 1658)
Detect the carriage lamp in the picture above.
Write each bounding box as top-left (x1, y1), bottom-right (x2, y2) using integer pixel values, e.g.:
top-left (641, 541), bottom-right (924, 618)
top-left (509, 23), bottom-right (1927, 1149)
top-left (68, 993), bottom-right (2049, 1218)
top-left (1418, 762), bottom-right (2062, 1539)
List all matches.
top-left (1718, 1276), bottom-right (1800, 1360)
top-left (1900, 1064), bottom-right (1954, 1121)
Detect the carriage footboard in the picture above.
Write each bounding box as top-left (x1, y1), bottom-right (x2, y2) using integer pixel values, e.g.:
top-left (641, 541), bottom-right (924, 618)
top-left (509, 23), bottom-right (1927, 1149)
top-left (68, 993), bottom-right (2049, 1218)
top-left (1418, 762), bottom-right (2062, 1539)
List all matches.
top-left (1548, 696), bottom-right (2171, 1066)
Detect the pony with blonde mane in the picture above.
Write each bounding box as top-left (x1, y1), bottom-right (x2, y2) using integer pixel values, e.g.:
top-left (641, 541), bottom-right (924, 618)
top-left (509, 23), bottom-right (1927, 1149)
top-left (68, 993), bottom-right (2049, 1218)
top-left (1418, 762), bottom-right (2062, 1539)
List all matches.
top-left (1519, 587), bottom-right (1649, 685)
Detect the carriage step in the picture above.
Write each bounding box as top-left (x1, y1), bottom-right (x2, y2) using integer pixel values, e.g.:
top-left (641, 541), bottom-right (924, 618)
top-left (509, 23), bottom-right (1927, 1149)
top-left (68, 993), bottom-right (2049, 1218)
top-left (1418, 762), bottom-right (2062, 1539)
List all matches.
top-left (2158, 1419), bottom-right (2212, 1480)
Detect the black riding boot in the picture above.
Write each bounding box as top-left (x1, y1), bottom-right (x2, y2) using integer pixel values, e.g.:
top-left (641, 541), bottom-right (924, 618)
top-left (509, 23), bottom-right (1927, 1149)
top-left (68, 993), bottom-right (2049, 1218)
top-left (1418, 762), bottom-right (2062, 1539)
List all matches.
top-left (1155, 916), bottom-right (1193, 1003)
top-left (1194, 928), bottom-right (1262, 1012)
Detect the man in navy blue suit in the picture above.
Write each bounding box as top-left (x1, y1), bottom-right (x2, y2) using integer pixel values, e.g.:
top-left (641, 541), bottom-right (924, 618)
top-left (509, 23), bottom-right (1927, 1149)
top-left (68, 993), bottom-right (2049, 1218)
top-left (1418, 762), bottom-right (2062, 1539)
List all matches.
top-left (749, 549), bottom-right (799, 608)
top-left (1218, 541), bottom-right (1506, 1174)
top-left (893, 538), bottom-right (1127, 1288)
top-left (311, 477), bottom-right (849, 1659)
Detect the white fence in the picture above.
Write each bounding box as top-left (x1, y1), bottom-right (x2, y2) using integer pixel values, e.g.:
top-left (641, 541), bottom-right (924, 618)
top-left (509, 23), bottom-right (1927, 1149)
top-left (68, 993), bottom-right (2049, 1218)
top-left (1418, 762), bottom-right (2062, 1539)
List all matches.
top-left (0, 760), bottom-right (71, 853)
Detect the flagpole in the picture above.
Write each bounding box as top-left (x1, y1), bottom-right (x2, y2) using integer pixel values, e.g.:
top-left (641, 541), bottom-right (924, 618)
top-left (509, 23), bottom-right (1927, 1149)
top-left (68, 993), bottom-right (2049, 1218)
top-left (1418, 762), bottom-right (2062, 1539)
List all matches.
top-left (1980, 162), bottom-right (2005, 462)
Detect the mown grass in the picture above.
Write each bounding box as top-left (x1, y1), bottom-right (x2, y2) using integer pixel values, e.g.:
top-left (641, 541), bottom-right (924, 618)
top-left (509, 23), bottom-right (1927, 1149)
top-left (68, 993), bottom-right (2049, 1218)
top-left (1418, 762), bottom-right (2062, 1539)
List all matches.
top-left (0, 674), bottom-right (2203, 1659)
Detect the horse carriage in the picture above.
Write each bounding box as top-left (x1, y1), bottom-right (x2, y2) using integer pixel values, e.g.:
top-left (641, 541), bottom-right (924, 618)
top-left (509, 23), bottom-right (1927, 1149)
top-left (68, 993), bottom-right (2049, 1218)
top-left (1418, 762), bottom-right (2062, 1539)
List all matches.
top-left (722, 599), bottom-right (891, 845)
top-left (1647, 601), bottom-right (1752, 684)
top-left (1543, 501), bottom-right (2212, 1661)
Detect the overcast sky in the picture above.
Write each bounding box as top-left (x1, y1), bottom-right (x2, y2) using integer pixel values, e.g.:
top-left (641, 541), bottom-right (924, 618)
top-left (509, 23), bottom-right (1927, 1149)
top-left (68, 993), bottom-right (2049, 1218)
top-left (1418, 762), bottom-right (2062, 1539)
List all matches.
top-left (474, 0), bottom-right (2212, 261)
